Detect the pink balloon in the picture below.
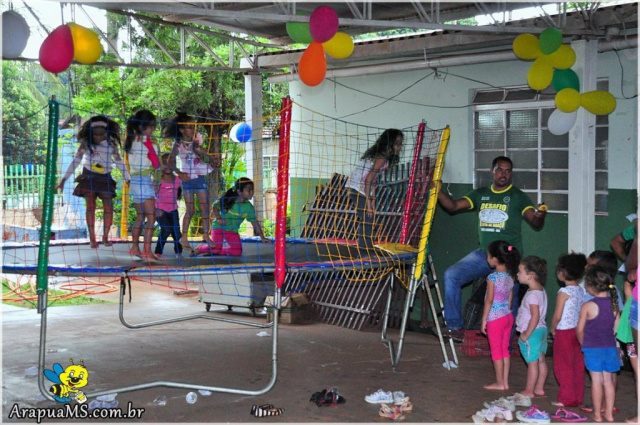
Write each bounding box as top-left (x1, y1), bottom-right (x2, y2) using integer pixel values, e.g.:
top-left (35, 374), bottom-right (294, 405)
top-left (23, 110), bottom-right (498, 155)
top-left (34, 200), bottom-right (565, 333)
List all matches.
top-left (39, 24), bottom-right (74, 73)
top-left (309, 6), bottom-right (338, 43)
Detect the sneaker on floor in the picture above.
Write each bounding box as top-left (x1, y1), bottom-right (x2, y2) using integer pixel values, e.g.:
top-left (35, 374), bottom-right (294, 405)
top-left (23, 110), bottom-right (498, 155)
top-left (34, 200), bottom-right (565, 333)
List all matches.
top-left (516, 405), bottom-right (550, 423)
top-left (365, 389), bottom-right (393, 404)
top-left (472, 405), bottom-right (513, 423)
top-left (483, 396), bottom-right (516, 411)
top-left (507, 392), bottom-right (532, 407)
top-left (392, 391), bottom-right (409, 405)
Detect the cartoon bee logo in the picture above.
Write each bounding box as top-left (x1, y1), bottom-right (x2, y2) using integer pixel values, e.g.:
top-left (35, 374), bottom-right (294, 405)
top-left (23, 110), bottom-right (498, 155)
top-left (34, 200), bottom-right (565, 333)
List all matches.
top-left (43, 359), bottom-right (89, 403)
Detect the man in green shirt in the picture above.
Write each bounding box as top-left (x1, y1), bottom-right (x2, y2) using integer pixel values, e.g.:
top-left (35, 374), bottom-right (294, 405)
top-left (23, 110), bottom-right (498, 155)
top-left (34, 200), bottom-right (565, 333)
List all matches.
top-left (437, 156), bottom-right (547, 341)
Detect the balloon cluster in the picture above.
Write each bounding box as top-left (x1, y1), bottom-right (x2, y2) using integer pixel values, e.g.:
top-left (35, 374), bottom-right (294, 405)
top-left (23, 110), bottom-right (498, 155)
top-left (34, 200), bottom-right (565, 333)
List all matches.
top-left (230, 122), bottom-right (252, 143)
top-left (286, 6), bottom-right (355, 87)
top-left (2, 11), bottom-right (30, 59)
top-left (39, 23), bottom-right (103, 74)
top-left (513, 28), bottom-right (616, 135)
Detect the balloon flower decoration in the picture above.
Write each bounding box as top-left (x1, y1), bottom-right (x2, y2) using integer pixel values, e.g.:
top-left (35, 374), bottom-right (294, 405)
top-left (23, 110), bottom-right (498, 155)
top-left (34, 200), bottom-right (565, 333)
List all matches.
top-left (513, 28), bottom-right (616, 135)
top-left (2, 11), bottom-right (31, 59)
top-left (39, 23), bottom-right (103, 74)
top-left (286, 6), bottom-right (355, 87)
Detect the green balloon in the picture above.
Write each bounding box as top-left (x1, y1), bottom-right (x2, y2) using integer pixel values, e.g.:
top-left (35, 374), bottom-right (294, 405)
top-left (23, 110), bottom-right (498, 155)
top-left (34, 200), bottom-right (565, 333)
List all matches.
top-left (552, 68), bottom-right (580, 92)
top-left (286, 20), bottom-right (313, 44)
top-left (539, 28), bottom-right (563, 55)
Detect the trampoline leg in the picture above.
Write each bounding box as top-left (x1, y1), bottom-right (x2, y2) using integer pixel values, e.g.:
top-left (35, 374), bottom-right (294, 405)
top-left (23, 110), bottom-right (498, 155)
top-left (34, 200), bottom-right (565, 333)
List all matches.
top-left (37, 290), bottom-right (55, 402)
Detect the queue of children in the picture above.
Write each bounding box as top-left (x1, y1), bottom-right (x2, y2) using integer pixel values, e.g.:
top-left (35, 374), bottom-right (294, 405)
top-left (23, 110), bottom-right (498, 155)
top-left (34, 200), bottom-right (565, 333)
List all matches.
top-left (477, 239), bottom-right (636, 423)
top-left (55, 112), bottom-right (269, 262)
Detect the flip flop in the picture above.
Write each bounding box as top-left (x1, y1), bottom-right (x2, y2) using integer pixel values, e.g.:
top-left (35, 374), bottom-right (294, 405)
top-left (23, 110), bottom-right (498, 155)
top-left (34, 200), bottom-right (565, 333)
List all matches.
top-left (250, 404), bottom-right (274, 416)
top-left (251, 405), bottom-right (284, 417)
top-left (552, 408), bottom-right (587, 422)
top-left (379, 403), bottom-right (405, 421)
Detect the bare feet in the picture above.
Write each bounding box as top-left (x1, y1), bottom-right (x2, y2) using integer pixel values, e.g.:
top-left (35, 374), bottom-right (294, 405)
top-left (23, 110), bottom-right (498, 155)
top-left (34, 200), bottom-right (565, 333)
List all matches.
top-left (519, 391), bottom-right (535, 398)
top-left (551, 401), bottom-right (565, 407)
top-left (180, 236), bottom-right (194, 253)
top-left (625, 417), bottom-right (638, 423)
top-left (593, 415), bottom-right (603, 423)
top-left (102, 237), bottom-right (113, 247)
top-left (483, 383), bottom-right (508, 391)
top-left (90, 240), bottom-right (99, 249)
top-left (129, 248), bottom-right (142, 258)
top-left (534, 391), bottom-right (546, 396)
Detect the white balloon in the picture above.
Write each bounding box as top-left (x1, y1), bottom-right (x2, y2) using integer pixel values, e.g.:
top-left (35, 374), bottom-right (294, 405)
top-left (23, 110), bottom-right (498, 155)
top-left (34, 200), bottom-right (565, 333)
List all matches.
top-left (547, 109), bottom-right (577, 136)
top-left (2, 11), bottom-right (30, 59)
top-left (229, 122), bottom-right (242, 143)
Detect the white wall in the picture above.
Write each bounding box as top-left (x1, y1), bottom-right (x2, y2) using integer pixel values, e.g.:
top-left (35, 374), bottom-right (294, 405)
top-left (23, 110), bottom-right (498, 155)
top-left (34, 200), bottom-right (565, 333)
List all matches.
top-left (288, 48), bottom-right (638, 189)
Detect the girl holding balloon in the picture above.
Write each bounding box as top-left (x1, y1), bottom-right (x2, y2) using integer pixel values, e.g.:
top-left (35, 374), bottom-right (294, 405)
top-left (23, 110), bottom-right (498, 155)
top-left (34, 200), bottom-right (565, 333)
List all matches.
top-left (165, 112), bottom-right (221, 254)
top-left (55, 115), bottom-right (130, 249)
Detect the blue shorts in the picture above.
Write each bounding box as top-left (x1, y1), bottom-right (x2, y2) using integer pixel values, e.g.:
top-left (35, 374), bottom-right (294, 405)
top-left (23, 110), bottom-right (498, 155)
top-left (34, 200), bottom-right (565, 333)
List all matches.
top-left (631, 299), bottom-right (638, 331)
top-left (583, 347), bottom-right (620, 373)
top-left (182, 175), bottom-right (207, 195)
top-left (518, 327), bottom-right (548, 363)
top-left (129, 175), bottom-right (155, 204)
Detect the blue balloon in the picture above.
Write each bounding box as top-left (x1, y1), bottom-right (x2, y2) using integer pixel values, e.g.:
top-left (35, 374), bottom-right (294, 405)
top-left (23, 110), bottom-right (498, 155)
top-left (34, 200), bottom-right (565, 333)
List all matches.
top-left (236, 122), bottom-right (252, 143)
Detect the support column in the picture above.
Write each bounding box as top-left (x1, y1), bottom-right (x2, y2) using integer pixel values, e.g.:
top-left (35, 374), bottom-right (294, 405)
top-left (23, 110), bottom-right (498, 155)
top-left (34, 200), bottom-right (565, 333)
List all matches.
top-left (244, 71), bottom-right (264, 222)
top-left (567, 39), bottom-right (597, 254)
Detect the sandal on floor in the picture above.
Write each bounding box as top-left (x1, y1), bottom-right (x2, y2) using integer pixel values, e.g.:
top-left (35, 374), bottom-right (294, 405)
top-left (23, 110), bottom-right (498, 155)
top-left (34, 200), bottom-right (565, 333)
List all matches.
top-left (395, 401), bottom-right (413, 412)
top-left (251, 405), bottom-right (284, 417)
top-left (379, 404), bottom-right (405, 421)
top-left (315, 388), bottom-right (346, 407)
top-left (551, 408), bottom-right (587, 422)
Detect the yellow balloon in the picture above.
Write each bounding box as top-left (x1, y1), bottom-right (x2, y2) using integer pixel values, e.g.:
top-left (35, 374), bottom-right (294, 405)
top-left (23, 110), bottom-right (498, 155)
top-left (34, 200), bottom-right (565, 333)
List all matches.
top-left (527, 57), bottom-right (553, 91)
top-left (322, 32), bottom-right (354, 59)
top-left (555, 88), bottom-right (581, 113)
top-left (68, 22), bottom-right (102, 64)
top-left (513, 34), bottom-right (541, 60)
top-left (547, 44), bottom-right (576, 70)
top-left (581, 90), bottom-right (617, 115)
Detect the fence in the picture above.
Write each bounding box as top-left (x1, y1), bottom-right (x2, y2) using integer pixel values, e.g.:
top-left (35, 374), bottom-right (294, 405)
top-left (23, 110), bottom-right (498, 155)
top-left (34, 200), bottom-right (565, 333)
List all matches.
top-left (2, 164), bottom-right (54, 209)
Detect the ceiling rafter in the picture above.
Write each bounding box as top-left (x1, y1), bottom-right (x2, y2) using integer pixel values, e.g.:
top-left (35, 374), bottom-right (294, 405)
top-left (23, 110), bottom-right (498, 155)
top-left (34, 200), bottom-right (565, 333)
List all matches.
top-left (411, 1), bottom-right (432, 23)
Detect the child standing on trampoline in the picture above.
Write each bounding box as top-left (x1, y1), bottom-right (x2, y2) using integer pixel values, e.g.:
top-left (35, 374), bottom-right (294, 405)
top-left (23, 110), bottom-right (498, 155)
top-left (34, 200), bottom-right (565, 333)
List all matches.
top-left (481, 240), bottom-right (521, 391)
top-left (165, 112), bottom-right (221, 255)
top-left (124, 110), bottom-right (161, 263)
top-left (515, 255), bottom-right (549, 400)
top-left (55, 115), bottom-right (130, 249)
top-left (154, 153), bottom-right (183, 257)
top-left (197, 177), bottom-right (269, 256)
top-left (345, 129), bottom-right (403, 249)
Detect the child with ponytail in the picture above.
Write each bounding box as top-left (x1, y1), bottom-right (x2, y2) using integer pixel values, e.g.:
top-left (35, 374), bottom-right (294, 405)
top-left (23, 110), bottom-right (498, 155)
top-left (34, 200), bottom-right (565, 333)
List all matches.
top-left (481, 240), bottom-right (521, 391)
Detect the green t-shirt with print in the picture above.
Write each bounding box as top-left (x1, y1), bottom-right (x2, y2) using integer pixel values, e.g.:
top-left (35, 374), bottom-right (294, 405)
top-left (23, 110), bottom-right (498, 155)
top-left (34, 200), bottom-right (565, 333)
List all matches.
top-left (463, 184), bottom-right (535, 254)
top-left (212, 199), bottom-right (257, 232)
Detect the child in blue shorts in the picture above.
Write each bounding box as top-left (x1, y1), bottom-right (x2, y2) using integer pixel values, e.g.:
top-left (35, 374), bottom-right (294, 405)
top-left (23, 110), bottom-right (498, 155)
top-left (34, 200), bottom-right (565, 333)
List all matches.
top-left (515, 256), bottom-right (549, 399)
top-left (577, 265), bottom-right (621, 423)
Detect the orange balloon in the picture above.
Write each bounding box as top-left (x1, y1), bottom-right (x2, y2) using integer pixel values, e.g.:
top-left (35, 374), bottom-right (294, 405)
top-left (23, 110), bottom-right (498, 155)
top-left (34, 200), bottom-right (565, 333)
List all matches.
top-left (298, 42), bottom-right (326, 86)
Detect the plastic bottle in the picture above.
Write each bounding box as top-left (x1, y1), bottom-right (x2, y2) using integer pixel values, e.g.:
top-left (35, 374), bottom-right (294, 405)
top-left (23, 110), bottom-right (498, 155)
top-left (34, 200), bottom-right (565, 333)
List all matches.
top-left (185, 392), bottom-right (198, 404)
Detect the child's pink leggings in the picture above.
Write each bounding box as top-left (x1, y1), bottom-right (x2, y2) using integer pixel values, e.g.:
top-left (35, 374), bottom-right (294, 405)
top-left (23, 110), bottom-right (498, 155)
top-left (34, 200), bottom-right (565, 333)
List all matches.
top-left (486, 313), bottom-right (514, 361)
top-left (196, 228), bottom-right (243, 256)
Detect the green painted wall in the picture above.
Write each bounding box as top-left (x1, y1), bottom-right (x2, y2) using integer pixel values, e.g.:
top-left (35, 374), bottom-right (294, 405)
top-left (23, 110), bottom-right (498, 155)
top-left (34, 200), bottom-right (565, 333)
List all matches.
top-left (290, 177), bottom-right (330, 237)
top-left (428, 184), bottom-right (637, 322)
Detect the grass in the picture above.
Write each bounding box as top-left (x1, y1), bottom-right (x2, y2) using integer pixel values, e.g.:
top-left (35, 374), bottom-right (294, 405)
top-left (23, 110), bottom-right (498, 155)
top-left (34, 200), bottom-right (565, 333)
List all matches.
top-left (2, 279), bottom-right (113, 309)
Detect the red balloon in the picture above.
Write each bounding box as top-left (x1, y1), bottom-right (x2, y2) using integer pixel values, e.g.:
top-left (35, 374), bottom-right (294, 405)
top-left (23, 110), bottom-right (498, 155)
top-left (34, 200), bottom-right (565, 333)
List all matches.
top-left (298, 42), bottom-right (326, 86)
top-left (309, 6), bottom-right (339, 43)
top-left (39, 24), bottom-right (74, 74)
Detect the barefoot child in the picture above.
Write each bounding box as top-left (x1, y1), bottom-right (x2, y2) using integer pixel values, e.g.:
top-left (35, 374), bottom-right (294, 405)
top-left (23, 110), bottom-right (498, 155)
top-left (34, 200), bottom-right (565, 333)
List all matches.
top-left (197, 177), bottom-right (269, 256)
top-left (481, 240), bottom-right (521, 391)
top-left (549, 253), bottom-right (587, 407)
top-left (577, 265), bottom-right (621, 422)
top-left (515, 256), bottom-right (549, 399)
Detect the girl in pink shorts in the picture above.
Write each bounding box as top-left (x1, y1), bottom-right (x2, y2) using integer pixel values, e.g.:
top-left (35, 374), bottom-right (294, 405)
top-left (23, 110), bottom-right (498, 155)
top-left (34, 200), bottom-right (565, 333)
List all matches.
top-left (481, 240), bottom-right (521, 391)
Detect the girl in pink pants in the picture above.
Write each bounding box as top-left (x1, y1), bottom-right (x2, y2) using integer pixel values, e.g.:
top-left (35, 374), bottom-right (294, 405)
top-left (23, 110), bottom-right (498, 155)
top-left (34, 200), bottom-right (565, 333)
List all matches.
top-left (481, 240), bottom-right (521, 391)
top-left (197, 177), bottom-right (269, 256)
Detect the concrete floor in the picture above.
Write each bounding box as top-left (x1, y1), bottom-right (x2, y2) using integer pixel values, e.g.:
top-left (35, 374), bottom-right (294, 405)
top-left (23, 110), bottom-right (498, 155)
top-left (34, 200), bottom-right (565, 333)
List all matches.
top-left (2, 281), bottom-right (638, 423)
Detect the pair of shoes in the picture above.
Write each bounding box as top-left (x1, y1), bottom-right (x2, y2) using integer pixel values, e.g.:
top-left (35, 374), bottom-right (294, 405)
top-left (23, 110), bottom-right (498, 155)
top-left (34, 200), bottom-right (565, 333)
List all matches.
top-left (395, 400), bottom-right (413, 412)
top-left (365, 389), bottom-right (393, 404)
top-left (580, 404), bottom-right (619, 414)
top-left (484, 397), bottom-right (516, 411)
top-left (250, 404), bottom-right (284, 417)
top-left (506, 392), bottom-right (532, 407)
top-left (551, 408), bottom-right (587, 422)
top-left (379, 403), bottom-right (405, 421)
top-left (310, 388), bottom-right (346, 407)
top-left (391, 391), bottom-right (409, 405)
top-left (472, 405), bottom-right (513, 423)
top-left (516, 405), bottom-right (550, 423)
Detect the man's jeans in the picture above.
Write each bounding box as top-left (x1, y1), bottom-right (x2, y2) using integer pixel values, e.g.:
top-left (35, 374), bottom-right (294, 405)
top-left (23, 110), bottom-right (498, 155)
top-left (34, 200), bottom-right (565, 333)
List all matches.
top-left (443, 248), bottom-right (520, 330)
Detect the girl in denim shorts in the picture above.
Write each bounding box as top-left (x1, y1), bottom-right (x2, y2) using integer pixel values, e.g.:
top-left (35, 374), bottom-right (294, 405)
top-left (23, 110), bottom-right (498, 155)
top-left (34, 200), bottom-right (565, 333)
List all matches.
top-left (165, 112), bottom-right (221, 255)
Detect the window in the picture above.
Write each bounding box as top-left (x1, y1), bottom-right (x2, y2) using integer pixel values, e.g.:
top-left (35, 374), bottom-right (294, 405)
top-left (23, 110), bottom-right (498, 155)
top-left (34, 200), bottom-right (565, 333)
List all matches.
top-left (263, 155), bottom-right (278, 189)
top-left (472, 82), bottom-right (609, 214)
